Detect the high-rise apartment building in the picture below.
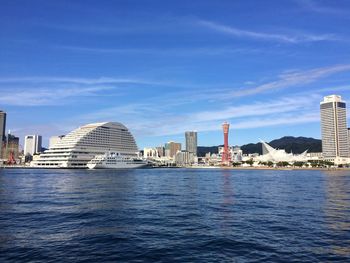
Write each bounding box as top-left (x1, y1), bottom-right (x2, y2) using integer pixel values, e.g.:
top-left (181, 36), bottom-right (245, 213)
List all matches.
top-left (320, 95), bottom-right (349, 163)
top-left (24, 135), bottom-right (42, 156)
top-left (185, 131), bottom-right (197, 155)
top-left (0, 111), bottom-right (6, 158)
top-left (0, 111), bottom-right (6, 142)
top-left (348, 128), bottom-right (350, 154)
top-left (155, 146), bottom-right (165, 157)
top-left (165, 141), bottom-right (181, 158)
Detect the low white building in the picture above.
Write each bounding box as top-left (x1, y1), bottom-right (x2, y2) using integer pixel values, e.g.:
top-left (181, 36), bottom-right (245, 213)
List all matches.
top-left (218, 146), bottom-right (243, 162)
top-left (143, 148), bottom-right (159, 159)
top-left (255, 141), bottom-right (308, 163)
top-left (306, 152), bottom-right (323, 161)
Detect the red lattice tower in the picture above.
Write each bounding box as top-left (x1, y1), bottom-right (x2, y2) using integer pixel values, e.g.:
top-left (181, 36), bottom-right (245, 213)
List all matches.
top-left (7, 151), bottom-right (16, 165)
top-left (222, 122), bottom-right (230, 163)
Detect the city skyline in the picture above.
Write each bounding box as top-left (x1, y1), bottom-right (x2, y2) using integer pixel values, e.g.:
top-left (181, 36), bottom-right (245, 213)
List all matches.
top-left (1, 1), bottom-right (350, 148)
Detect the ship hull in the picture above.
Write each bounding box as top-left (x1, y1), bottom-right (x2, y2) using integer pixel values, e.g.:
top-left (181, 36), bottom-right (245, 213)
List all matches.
top-left (87, 162), bottom-right (147, 169)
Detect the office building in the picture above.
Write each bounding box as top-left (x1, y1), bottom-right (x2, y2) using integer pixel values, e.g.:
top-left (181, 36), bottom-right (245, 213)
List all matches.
top-left (348, 128), bottom-right (350, 154)
top-left (31, 122), bottom-right (139, 168)
top-left (24, 135), bottom-right (42, 156)
top-left (175, 150), bottom-right (196, 166)
top-left (185, 131), bottom-right (197, 155)
top-left (156, 146), bottom-right (165, 157)
top-left (320, 95), bottom-right (349, 163)
top-left (0, 111), bottom-right (6, 158)
top-left (165, 141), bottom-right (181, 158)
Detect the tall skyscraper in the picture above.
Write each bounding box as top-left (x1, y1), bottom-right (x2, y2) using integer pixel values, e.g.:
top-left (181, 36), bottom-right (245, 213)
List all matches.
top-left (320, 95), bottom-right (349, 162)
top-left (185, 131), bottom-right (197, 155)
top-left (348, 128), bottom-right (350, 153)
top-left (0, 111), bottom-right (6, 158)
top-left (24, 135), bottom-right (42, 156)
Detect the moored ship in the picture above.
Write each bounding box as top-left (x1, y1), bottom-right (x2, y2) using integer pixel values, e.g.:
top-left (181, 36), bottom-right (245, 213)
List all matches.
top-left (87, 152), bottom-right (147, 169)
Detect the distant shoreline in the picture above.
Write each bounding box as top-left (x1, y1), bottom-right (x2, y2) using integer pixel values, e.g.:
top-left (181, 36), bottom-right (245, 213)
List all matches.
top-left (1, 165), bottom-right (350, 171)
top-left (182, 166), bottom-right (350, 171)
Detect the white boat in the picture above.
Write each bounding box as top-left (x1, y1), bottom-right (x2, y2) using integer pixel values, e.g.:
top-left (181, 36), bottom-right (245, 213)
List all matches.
top-left (87, 152), bottom-right (148, 169)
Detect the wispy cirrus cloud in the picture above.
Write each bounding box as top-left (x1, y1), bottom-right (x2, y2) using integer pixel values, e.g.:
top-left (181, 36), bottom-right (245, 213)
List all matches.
top-left (72, 91), bottom-right (321, 138)
top-left (0, 86), bottom-right (114, 106)
top-left (150, 112), bottom-right (321, 137)
top-left (5, 64), bottom-right (350, 143)
top-left (40, 21), bottom-right (170, 35)
top-left (225, 64), bottom-right (350, 98)
top-left (187, 96), bottom-right (319, 122)
top-left (0, 75), bottom-right (186, 106)
top-left (0, 76), bottom-right (167, 86)
top-left (197, 19), bottom-right (339, 43)
top-left (42, 24), bottom-right (137, 34)
top-left (2, 63), bottom-right (349, 107)
top-left (57, 45), bottom-right (258, 56)
top-left (295, 0), bottom-right (350, 15)
top-left (60, 64), bottom-right (350, 140)
top-left (152, 96), bottom-right (321, 136)
top-left (156, 64), bottom-right (350, 102)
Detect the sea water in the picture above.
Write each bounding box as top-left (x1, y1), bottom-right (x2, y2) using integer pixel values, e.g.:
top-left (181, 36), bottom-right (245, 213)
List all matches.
top-left (0, 168), bottom-right (349, 262)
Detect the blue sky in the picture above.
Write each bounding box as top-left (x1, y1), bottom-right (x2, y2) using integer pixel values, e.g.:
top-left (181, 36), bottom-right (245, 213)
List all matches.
top-left (1, 0), bottom-right (350, 149)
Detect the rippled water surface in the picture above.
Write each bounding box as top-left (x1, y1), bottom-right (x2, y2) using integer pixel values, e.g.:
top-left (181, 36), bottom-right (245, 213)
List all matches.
top-left (1, 168), bottom-right (350, 262)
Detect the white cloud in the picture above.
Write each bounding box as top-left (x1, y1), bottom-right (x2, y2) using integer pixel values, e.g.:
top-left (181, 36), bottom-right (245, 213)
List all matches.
top-left (0, 76), bottom-right (165, 86)
top-left (234, 113), bottom-right (319, 129)
top-left (226, 64), bottom-right (350, 98)
top-left (69, 91), bottom-right (320, 139)
top-left (0, 86), bottom-right (113, 106)
top-left (295, 0), bottom-right (349, 15)
top-left (5, 64), bottom-right (350, 142)
top-left (197, 19), bottom-right (339, 43)
top-left (57, 45), bottom-right (258, 56)
top-left (152, 64), bottom-right (350, 103)
top-left (45, 64), bottom-right (349, 139)
top-left (0, 75), bottom-right (181, 106)
top-left (188, 96), bottom-right (319, 122)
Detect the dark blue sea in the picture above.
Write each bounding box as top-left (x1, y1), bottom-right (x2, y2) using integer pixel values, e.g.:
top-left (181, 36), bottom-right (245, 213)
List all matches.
top-left (0, 168), bottom-right (350, 262)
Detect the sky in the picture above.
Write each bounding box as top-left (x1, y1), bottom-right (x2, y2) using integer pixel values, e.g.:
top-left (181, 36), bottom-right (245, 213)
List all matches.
top-left (1, 0), bottom-right (350, 149)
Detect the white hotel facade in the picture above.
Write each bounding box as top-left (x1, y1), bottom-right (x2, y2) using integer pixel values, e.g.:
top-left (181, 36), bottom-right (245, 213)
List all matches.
top-left (320, 95), bottom-right (349, 164)
top-left (31, 122), bottom-right (138, 168)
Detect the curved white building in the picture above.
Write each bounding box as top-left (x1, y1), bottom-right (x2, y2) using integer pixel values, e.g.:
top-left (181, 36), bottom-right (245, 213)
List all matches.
top-left (31, 122), bottom-right (138, 168)
top-left (256, 141), bottom-right (308, 163)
